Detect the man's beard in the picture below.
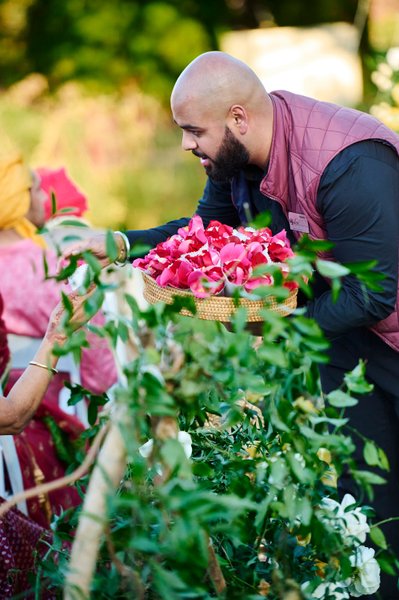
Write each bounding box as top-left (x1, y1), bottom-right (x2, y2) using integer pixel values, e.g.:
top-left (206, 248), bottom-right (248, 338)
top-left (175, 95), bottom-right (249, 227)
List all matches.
top-left (201, 126), bottom-right (250, 182)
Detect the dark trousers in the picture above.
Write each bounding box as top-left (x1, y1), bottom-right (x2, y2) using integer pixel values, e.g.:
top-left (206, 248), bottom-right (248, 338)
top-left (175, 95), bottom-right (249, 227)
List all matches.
top-left (319, 328), bottom-right (399, 600)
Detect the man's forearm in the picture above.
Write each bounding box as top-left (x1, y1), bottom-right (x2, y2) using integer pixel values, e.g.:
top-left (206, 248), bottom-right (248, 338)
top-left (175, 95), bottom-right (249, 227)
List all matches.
top-left (124, 218), bottom-right (191, 259)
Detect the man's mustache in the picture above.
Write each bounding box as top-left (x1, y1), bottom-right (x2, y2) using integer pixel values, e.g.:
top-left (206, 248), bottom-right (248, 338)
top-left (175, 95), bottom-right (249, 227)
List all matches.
top-left (192, 150), bottom-right (208, 159)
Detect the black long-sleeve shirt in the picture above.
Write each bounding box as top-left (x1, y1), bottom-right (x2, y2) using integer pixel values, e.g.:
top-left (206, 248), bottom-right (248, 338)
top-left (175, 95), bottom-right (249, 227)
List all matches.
top-left (126, 140), bottom-right (399, 340)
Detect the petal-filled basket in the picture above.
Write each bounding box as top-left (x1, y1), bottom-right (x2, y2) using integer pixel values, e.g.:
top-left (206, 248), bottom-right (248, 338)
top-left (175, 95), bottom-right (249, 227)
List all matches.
top-left (142, 273), bottom-right (298, 322)
top-left (135, 216), bottom-right (300, 324)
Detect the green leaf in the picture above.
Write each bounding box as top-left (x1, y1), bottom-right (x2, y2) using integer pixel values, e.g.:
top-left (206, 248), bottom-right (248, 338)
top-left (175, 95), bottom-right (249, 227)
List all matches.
top-left (58, 206), bottom-right (77, 214)
top-left (129, 536), bottom-right (159, 553)
top-left (364, 441), bottom-right (380, 467)
top-left (129, 242), bottom-right (151, 258)
top-left (82, 251), bottom-right (102, 275)
top-left (344, 260), bottom-right (378, 273)
top-left (296, 235), bottom-right (334, 253)
top-left (316, 259), bottom-right (350, 278)
top-left (152, 562), bottom-right (188, 597)
top-left (293, 316), bottom-right (323, 337)
top-left (370, 526), bottom-right (388, 549)
top-left (85, 289), bottom-right (105, 317)
top-left (192, 462), bottom-right (214, 477)
top-left (353, 470), bottom-right (386, 486)
top-left (51, 191), bottom-right (57, 216)
top-left (256, 344), bottom-right (287, 367)
top-left (60, 290), bottom-right (73, 316)
top-left (56, 255), bottom-right (80, 280)
top-left (331, 276), bottom-right (342, 303)
top-left (327, 390), bottom-right (358, 408)
top-left (286, 454), bottom-right (314, 484)
top-left (106, 230), bottom-right (119, 262)
top-left (87, 400), bottom-right (99, 427)
top-left (42, 253), bottom-right (49, 279)
top-left (378, 447), bottom-right (390, 472)
top-left (117, 320), bottom-right (130, 343)
top-left (269, 402), bottom-right (290, 432)
top-left (249, 210), bottom-right (271, 229)
top-left (344, 361), bottom-right (374, 394)
top-left (269, 457), bottom-right (288, 487)
top-left (159, 439), bottom-right (191, 479)
top-left (309, 416), bottom-right (348, 428)
top-left (56, 219), bottom-right (89, 227)
top-left (59, 234), bottom-right (85, 244)
top-left (377, 553), bottom-right (397, 576)
top-left (296, 495), bottom-right (313, 526)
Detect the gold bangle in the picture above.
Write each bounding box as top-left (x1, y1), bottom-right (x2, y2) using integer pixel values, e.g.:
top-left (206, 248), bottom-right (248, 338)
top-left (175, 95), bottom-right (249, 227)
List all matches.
top-left (29, 361), bottom-right (59, 375)
top-left (114, 231), bottom-right (130, 266)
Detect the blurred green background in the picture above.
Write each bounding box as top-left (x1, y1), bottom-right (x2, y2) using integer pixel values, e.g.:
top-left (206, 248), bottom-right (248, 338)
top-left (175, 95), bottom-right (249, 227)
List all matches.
top-left (1, 0), bottom-right (398, 230)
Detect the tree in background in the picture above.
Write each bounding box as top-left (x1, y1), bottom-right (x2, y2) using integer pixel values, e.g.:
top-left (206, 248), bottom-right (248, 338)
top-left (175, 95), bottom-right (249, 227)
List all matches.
top-left (0, 0), bottom-right (370, 103)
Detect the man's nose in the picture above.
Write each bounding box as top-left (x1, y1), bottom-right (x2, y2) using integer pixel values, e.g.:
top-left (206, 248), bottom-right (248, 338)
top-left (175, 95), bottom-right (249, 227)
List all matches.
top-left (181, 131), bottom-right (197, 151)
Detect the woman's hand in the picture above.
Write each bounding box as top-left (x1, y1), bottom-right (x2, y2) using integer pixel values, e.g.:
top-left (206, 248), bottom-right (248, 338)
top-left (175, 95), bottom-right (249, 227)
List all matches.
top-left (45, 285), bottom-right (97, 346)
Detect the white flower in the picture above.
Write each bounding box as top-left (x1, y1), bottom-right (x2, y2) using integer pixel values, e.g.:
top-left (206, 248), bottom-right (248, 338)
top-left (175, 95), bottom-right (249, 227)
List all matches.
top-left (378, 62), bottom-right (393, 77)
top-left (371, 70), bottom-right (392, 92)
top-left (387, 47), bottom-right (399, 71)
top-left (321, 494), bottom-right (369, 544)
top-left (177, 431), bottom-right (193, 458)
top-left (340, 494), bottom-right (370, 543)
top-left (139, 431), bottom-right (192, 459)
top-left (349, 546), bottom-right (380, 597)
top-left (138, 438), bottom-right (154, 459)
top-left (302, 581), bottom-right (349, 599)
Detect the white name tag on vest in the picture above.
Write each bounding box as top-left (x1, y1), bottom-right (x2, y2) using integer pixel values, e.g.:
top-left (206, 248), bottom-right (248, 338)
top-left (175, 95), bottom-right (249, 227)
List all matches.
top-left (288, 212), bottom-right (310, 233)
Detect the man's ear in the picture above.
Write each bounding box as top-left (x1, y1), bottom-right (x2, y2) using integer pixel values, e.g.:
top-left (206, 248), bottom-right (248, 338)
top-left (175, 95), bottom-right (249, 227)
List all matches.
top-left (229, 105), bottom-right (248, 135)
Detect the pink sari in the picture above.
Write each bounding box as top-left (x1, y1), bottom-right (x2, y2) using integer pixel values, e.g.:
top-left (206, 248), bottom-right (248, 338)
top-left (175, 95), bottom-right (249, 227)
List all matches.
top-left (0, 295), bottom-right (10, 381)
top-left (0, 239), bottom-right (117, 527)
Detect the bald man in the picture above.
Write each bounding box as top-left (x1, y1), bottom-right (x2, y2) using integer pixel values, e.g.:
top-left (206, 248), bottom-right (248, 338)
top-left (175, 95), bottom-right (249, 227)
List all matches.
top-left (171, 52), bottom-right (272, 181)
top-left (63, 52), bottom-right (399, 596)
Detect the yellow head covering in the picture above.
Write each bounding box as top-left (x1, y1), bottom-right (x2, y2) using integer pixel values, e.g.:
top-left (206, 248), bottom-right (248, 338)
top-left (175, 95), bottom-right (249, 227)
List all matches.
top-left (0, 149), bottom-right (46, 247)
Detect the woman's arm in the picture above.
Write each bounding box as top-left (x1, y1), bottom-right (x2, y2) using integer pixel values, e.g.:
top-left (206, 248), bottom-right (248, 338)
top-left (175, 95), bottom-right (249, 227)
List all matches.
top-left (0, 288), bottom-right (95, 434)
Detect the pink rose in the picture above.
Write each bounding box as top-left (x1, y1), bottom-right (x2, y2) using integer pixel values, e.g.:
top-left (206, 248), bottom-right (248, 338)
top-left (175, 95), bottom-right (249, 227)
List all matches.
top-left (157, 259), bottom-right (194, 288)
top-left (220, 243), bottom-right (252, 284)
top-left (178, 214), bottom-right (207, 244)
top-left (268, 230), bottom-right (295, 262)
top-left (242, 227), bottom-right (272, 245)
top-left (244, 274), bottom-right (274, 292)
top-left (188, 267), bottom-right (225, 298)
top-left (205, 221), bottom-right (237, 250)
top-left (134, 217), bottom-right (296, 297)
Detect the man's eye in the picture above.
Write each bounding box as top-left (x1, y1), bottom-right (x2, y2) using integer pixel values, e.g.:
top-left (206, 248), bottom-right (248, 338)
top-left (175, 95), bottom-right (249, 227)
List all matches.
top-left (191, 130), bottom-right (202, 137)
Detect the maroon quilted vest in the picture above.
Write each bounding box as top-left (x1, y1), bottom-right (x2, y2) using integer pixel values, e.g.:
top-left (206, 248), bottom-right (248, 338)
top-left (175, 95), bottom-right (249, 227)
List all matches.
top-left (260, 90), bottom-right (399, 352)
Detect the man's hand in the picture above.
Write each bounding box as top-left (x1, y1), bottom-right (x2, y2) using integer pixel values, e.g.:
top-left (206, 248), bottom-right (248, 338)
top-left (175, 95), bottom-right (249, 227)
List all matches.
top-left (58, 232), bottom-right (127, 272)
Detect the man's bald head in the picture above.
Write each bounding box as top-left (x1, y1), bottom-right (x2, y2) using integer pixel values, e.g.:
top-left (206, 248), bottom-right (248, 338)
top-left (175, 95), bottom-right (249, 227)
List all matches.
top-left (171, 52), bottom-right (274, 172)
top-left (171, 51), bottom-right (267, 117)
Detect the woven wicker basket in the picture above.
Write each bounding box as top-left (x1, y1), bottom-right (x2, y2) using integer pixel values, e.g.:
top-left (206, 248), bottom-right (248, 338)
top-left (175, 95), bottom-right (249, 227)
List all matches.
top-left (142, 273), bottom-right (297, 322)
